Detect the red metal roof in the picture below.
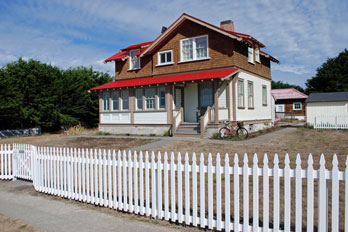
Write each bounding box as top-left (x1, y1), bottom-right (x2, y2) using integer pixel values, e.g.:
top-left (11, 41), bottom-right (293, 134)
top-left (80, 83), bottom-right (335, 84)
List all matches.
top-left (104, 50), bottom-right (128, 63)
top-left (90, 68), bottom-right (239, 91)
top-left (272, 88), bottom-right (308, 100)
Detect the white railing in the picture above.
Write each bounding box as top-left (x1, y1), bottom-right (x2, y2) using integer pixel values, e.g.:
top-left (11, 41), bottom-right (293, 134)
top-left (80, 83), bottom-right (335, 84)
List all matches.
top-left (314, 115), bottom-right (348, 129)
top-left (2, 144), bottom-right (348, 231)
top-left (0, 144), bottom-right (13, 179)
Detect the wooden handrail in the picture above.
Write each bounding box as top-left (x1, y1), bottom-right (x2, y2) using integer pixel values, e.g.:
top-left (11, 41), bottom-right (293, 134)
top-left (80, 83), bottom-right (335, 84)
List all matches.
top-left (200, 106), bottom-right (211, 137)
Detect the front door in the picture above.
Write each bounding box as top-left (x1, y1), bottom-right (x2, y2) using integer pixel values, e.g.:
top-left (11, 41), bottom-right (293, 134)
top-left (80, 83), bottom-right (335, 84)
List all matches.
top-left (184, 83), bottom-right (199, 122)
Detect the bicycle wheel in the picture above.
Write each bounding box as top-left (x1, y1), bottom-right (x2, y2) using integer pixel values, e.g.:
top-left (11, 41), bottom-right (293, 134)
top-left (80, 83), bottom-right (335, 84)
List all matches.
top-left (236, 127), bottom-right (248, 140)
top-left (218, 127), bottom-right (230, 138)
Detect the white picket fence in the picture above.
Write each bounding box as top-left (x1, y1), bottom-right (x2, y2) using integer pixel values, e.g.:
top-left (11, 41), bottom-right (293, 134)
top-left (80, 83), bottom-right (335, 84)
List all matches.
top-left (314, 115), bottom-right (348, 129)
top-left (1, 144), bottom-right (348, 231)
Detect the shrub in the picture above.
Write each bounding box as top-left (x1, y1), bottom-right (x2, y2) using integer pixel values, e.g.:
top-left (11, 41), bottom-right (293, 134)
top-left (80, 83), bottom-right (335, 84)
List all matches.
top-left (163, 130), bottom-right (170, 136)
top-left (126, 133), bottom-right (130, 136)
top-left (115, 133), bottom-right (120, 136)
top-left (212, 132), bottom-right (220, 139)
top-left (66, 124), bottom-right (86, 135)
top-left (140, 134), bottom-right (145, 136)
top-left (150, 133), bottom-right (156, 137)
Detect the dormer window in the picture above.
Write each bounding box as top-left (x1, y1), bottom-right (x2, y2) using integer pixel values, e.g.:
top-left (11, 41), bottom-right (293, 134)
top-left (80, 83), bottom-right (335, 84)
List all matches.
top-left (248, 47), bottom-right (254, 64)
top-left (158, 50), bottom-right (173, 65)
top-left (180, 35), bottom-right (208, 62)
top-left (129, 49), bottom-right (140, 70)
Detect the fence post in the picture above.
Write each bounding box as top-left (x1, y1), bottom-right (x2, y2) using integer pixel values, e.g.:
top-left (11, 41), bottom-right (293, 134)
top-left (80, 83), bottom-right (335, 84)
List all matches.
top-left (12, 144), bottom-right (17, 181)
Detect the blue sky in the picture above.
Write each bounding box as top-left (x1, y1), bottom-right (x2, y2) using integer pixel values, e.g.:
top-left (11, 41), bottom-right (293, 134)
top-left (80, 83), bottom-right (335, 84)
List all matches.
top-left (1, 0), bottom-right (347, 87)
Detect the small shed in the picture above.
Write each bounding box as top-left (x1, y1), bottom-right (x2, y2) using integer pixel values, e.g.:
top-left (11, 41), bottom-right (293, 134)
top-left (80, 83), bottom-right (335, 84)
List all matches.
top-left (272, 88), bottom-right (308, 120)
top-left (306, 92), bottom-right (348, 127)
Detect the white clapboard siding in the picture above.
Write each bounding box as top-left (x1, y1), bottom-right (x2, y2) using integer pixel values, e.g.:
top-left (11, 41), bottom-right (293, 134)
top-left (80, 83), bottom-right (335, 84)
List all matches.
top-left (2, 144), bottom-right (348, 232)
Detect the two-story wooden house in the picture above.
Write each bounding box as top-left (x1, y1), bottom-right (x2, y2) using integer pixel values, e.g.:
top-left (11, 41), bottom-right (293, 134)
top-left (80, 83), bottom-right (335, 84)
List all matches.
top-left (90, 13), bottom-right (279, 137)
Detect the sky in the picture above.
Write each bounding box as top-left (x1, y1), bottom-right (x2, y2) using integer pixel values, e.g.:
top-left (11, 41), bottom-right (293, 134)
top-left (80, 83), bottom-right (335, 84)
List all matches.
top-left (0, 0), bottom-right (347, 88)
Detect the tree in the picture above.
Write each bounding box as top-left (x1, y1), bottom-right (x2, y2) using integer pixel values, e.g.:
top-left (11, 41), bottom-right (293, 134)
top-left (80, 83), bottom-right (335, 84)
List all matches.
top-left (57, 67), bottom-right (112, 128)
top-left (272, 80), bottom-right (304, 93)
top-left (306, 49), bottom-right (348, 93)
top-left (0, 58), bottom-right (113, 131)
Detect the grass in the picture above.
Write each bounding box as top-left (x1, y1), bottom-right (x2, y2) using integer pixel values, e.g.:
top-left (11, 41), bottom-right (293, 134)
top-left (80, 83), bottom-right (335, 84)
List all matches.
top-left (0, 213), bottom-right (40, 232)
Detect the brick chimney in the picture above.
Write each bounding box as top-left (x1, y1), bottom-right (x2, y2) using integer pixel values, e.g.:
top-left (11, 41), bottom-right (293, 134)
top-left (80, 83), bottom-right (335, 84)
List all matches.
top-left (220, 20), bottom-right (234, 32)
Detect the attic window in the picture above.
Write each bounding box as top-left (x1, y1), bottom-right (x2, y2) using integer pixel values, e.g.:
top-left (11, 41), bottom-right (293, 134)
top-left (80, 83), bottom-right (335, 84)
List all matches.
top-left (248, 47), bottom-right (254, 64)
top-left (158, 50), bottom-right (173, 65)
top-left (180, 35), bottom-right (208, 62)
top-left (129, 49), bottom-right (140, 70)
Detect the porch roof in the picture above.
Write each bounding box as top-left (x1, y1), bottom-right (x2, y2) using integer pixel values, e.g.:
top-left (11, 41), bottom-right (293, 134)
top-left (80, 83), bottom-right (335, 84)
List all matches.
top-left (89, 68), bottom-right (239, 91)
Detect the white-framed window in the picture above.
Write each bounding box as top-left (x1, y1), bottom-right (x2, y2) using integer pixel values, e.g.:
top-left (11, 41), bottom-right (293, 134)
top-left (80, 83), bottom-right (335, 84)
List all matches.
top-left (158, 87), bottom-right (166, 109)
top-left (145, 88), bottom-right (155, 110)
top-left (262, 85), bottom-right (267, 106)
top-left (102, 92), bottom-right (110, 111)
top-left (129, 49), bottom-right (140, 70)
top-left (248, 47), bottom-right (254, 64)
top-left (121, 89), bottom-right (129, 111)
top-left (293, 102), bottom-right (302, 110)
top-left (275, 104), bottom-right (285, 112)
top-left (111, 91), bottom-right (119, 111)
top-left (135, 89), bottom-right (143, 110)
top-left (237, 79), bottom-right (244, 108)
top-left (158, 50), bottom-right (173, 65)
top-left (255, 48), bottom-right (260, 63)
top-left (248, 81), bottom-right (254, 108)
top-left (180, 35), bottom-right (208, 62)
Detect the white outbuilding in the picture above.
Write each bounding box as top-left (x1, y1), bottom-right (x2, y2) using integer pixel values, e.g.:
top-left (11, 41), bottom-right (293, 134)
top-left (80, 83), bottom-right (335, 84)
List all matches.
top-left (306, 92), bottom-right (348, 128)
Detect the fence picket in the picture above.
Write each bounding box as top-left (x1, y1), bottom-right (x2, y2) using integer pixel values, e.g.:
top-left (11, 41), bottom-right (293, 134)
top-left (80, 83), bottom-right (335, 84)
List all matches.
top-left (118, 150), bottom-right (122, 210)
top-left (184, 152), bottom-right (190, 224)
top-left (134, 151), bottom-right (138, 214)
top-left (345, 156), bottom-right (348, 232)
top-left (331, 154), bottom-right (339, 232)
top-left (113, 150), bottom-right (117, 209)
top-left (98, 150), bottom-right (103, 206)
top-left (90, 149), bottom-right (95, 204)
top-left (170, 152), bottom-right (175, 221)
top-left (103, 150), bottom-right (107, 206)
top-left (200, 153), bottom-right (205, 228)
top-left (243, 154), bottom-right (249, 232)
top-left (145, 151), bottom-right (150, 216)
top-left (208, 153), bottom-right (213, 229)
top-left (273, 154), bottom-right (280, 231)
top-left (263, 155), bottom-right (269, 232)
top-left (216, 153), bottom-right (222, 230)
top-left (225, 154), bottom-right (231, 231)
top-left (128, 151), bottom-right (133, 212)
top-left (108, 150), bottom-right (112, 208)
top-left (192, 153), bottom-right (197, 226)
top-left (307, 154), bottom-right (314, 232)
top-left (318, 154), bottom-right (327, 232)
top-left (178, 152), bottom-right (183, 223)
top-left (252, 154), bottom-right (259, 231)
top-left (164, 152), bottom-right (169, 220)
top-left (284, 154), bottom-right (291, 232)
top-left (151, 151), bottom-right (156, 217)
top-left (123, 150), bottom-right (128, 211)
top-left (234, 154), bottom-right (240, 232)
top-left (295, 154), bottom-right (302, 232)
top-left (140, 151), bottom-right (144, 215)
top-left (78, 149), bottom-right (82, 201)
top-left (158, 152), bottom-right (163, 219)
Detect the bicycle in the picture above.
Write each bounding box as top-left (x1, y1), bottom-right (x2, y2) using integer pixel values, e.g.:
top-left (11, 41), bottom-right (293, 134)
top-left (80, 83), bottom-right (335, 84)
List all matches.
top-left (218, 121), bottom-right (249, 139)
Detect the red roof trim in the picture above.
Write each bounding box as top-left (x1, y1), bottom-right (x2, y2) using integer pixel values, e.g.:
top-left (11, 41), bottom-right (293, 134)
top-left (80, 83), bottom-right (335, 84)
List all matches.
top-left (90, 68), bottom-right (239, 91)
top-left (121, 41), bottom-right (153, 51)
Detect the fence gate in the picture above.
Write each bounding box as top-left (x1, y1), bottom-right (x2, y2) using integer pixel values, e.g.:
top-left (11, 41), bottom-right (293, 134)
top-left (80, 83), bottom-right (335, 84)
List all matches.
top-left (13, 144), bottom-right (33, 181)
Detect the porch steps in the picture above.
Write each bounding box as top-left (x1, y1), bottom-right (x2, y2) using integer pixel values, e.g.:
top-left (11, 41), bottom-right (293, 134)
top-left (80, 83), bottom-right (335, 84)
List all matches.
top-left (174, 123), bottom-right (201, 137)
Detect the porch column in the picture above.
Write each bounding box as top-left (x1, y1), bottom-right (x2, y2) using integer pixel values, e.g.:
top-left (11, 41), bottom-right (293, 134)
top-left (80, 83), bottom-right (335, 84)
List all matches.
top-left (130, 88), bottom-right (135, 124)
top-left (214, 79), bottom-right (219, 123)
top-left (226, 80), bottom-right (231, 121)
top-left (166, 85), bottom-right (173, 125)
top-left (232, 77), bottom-right (237, 121)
